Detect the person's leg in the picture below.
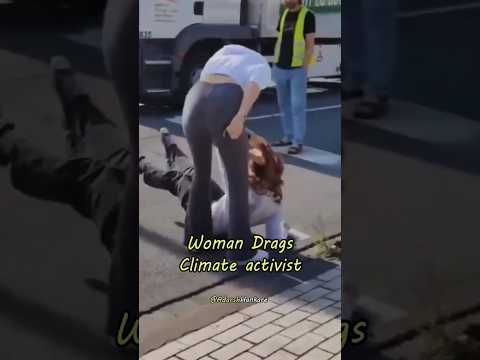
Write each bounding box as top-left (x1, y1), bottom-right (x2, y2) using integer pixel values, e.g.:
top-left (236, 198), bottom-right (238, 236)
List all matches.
top-left (0, 114), bottom-right (123, 254)
top-left (141, 158), bottom-right (184, 193)
top-left (0, 110), bottom-right (94, 204)
top-left (141, 131), bottom-right (226, 214)
top-left (182, 82), bottom-right (215, 241)
top-left (0, 122), bottom-right (92, 204)
top-left (363, 0), bottom-right (397, 99)
top-left (272, 66), bottom-right (294, 145)
top-left (289, 67), bottom-right (308, 151)
top-left (206, 84), bottom-right (255, 260)
top-left (215, 135), bottom-right (256, 260)
top-left (342, 0), bottom-right (365, 95)
top-left (51, 55), bottom-right (127, 163)
top-left (355, 0), bottom-right (398, 119)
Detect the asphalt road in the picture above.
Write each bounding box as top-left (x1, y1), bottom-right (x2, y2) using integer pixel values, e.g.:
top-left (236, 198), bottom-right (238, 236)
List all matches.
top-left (139, 88), bottom-right (341, 352)
top-left (139, 88), bottom-right (341, 312)
top-left (2, 1), bottom-right (478, 358)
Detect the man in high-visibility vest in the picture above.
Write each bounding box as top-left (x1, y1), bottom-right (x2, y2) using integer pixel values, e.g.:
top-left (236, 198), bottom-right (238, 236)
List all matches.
top-left (271, 0), bottom-right (316, 155)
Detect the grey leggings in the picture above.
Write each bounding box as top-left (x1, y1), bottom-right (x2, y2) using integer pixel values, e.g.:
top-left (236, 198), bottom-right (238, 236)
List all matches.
top-left (182, 82), bottom-right (254, 257)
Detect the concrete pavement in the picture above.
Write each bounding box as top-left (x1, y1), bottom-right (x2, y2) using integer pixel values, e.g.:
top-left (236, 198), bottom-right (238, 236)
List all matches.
top-left (139, 88), bottom-right (341, 354)
top-left (141, 266), bottom-right (342, 360)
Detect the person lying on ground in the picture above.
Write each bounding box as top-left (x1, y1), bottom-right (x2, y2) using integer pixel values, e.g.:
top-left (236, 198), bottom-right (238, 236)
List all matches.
top-left (139, 128), bottom-right (289, 262)
top-left (0, 56), bottom-right (133, 341)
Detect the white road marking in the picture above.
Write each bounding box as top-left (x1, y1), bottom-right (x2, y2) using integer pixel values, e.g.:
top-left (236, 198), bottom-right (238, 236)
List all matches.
top-left (161, 106), bottom-right (341, 168)
top-left (275, 145), bottom-right (340, 167)
top-left (282, 274), bottom-right (304, 284)
top-left (162, 104), bottom-right (340, 124)
top-left (247, 104), bottom-right (340, 120)
top-left (398, 2), bottom-right (480, 18)
top-left (164, 115), bottom-right (183, 125)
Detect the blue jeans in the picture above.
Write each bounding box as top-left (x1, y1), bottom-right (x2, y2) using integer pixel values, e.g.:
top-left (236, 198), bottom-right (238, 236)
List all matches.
top-left (272, 65), bottom-right (307, 146)
top-left (342, 0), bottom-right (398, 97)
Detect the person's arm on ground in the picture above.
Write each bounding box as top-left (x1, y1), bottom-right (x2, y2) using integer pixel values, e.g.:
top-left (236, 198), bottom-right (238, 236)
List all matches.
top-left (225, 81), bottom-right (261, 139)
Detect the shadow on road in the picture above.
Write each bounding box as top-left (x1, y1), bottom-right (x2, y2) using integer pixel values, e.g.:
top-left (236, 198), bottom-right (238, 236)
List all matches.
top-left (140, 219), bottom-right (336, 315)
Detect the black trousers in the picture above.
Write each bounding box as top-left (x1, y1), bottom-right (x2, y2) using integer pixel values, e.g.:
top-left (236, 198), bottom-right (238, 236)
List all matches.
top-left (2, 96), bottom-right (128, 254)
top-left (182, 82), bottom-right (255, 259)
top-left (141, 154), bottom-right (225, 212)
top-left (0, 0), bottom-right (137, 342)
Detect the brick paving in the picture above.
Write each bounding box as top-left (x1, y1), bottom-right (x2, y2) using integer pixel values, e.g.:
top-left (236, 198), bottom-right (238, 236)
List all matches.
top-left (141, 266), bottom-right (341, 360)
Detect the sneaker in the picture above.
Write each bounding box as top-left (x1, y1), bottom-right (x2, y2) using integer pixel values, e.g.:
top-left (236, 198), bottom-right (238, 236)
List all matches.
top-left (287, 144), bottom-right (303, 155)
top-left (160, 127), bottom-right (178, 166)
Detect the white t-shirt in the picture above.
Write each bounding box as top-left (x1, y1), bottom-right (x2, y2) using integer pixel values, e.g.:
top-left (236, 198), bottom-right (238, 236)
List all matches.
top-left (200, 45), bottom-right (272, 90)
top-left (211, 189), bottom-right (288, 240)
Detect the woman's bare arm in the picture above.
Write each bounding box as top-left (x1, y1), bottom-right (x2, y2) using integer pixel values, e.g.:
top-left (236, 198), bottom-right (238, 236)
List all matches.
top-left (225, 81), bottom-right (262, 139)
top-left (237, 81), bottom-right (261, 118)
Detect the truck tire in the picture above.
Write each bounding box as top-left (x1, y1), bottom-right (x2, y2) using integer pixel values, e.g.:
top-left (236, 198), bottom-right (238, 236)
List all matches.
top-left (175, 49), bottom-right (215, 106)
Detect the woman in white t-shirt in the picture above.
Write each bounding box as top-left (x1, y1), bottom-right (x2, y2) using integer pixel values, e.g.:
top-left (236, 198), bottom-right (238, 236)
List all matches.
top-left (181, 44), bottom-right (272, 263)
top-left (139, 128), bottom-right (288, 245)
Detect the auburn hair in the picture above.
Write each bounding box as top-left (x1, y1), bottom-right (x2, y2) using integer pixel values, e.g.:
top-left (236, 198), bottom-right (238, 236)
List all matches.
top-left (248, 144), bottom-right (284, 203)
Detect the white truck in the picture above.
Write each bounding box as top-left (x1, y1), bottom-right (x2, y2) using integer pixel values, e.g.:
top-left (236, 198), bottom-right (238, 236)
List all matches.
top-left (139, 0), bottom-right (341, 103)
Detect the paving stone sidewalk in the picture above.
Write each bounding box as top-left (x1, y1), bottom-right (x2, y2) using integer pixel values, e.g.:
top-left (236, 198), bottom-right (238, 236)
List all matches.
top-left (142, 266), bottom-right (342, 360)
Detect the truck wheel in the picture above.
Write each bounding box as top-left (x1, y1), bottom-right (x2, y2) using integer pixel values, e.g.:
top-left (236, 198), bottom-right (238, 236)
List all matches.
top-left (175, 50), bottom-right (214, 105)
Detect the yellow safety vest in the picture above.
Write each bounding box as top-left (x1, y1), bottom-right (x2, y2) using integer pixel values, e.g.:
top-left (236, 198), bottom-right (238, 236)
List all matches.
top-left (274, 6), bottom-right (315, 67)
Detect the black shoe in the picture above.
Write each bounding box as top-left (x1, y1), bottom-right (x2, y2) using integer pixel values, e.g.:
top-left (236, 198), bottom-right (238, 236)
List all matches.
top-left (160, 127), bottom-right (178, 166)
top-left (271, 138), bottom-right (293, 147)
top-left (287, 144), bottom-right (303, 155)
